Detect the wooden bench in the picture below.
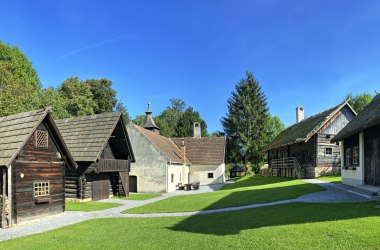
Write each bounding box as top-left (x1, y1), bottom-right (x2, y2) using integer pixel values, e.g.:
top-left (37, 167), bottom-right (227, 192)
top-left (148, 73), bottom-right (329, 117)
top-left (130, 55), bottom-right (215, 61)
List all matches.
top-left (191, 182), bottom-right (200, 190)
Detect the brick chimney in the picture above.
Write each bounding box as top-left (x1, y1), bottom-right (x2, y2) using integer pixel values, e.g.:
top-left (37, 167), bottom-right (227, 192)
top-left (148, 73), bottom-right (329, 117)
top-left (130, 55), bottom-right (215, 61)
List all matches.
top-left (193, 122), bottom-right (201, 138)
top-left (296, 106), bottom-right (304, 123)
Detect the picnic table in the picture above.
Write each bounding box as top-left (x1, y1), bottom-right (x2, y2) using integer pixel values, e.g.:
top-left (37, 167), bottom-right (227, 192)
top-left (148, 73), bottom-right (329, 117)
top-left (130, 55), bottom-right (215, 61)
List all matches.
top-left (184, 184), bottom-right (192, 191)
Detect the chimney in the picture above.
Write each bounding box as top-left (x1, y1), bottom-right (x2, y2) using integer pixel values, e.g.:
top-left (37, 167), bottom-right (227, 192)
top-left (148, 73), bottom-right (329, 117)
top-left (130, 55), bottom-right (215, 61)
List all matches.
top-left (180, 138), bottom-right (186, 164)
top-left (193, 122), bottom-right (201, 138)
top-left (296, 106), bottom-right (304, 123)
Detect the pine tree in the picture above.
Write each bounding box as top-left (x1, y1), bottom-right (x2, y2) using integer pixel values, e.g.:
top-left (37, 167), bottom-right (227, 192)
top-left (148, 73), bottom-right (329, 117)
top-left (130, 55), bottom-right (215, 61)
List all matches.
top-left (221, 72), bottom-right (270, 167)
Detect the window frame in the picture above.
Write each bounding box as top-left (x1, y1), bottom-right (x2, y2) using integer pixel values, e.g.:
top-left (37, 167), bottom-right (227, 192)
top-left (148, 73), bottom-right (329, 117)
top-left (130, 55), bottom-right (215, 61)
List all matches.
top-left (345, 148), bottom-right (352, 166)
top-left (325, 147), bottom-right (333, 156)
top-left (353, 146), bottom-right (359, 165)
top-left (34, 181), bottom-right (50, 197)
top-left (207, 173), bottom-right (214, 179)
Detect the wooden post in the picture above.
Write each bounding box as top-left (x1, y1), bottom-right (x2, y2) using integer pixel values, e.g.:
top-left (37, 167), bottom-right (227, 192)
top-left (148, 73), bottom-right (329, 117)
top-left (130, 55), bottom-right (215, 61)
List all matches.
top-left (7, 165), bottom-right (12, 227)
top-left (1, 168), bottom-right (6, 228)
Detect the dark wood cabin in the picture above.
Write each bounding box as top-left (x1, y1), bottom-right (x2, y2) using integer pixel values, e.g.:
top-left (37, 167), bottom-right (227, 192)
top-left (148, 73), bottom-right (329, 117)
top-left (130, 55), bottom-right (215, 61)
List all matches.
top-left (332, 94), bottom-right (380, 187)
top-left (264, 101), bottom-right (356, 178)
top-left (55, 112), bottom-right (135, 201)
top-left (0, 108), bottom-right (77, 228)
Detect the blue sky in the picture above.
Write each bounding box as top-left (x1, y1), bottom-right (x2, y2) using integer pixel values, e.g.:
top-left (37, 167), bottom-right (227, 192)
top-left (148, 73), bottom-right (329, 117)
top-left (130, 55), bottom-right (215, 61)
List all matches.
top-left (1, 1), bottom-right (379, 133)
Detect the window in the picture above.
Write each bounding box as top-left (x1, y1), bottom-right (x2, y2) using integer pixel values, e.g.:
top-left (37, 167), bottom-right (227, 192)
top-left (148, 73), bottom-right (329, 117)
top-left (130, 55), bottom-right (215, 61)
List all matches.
top-left (346, 148), bottom-right (351, 166)
top-left (171, 174), bottom-right (174, 183)
top-left (179, 174), bottom-right (182, 182)
top-left (34, 181), bottom-right (50, 197)
top-left (208, 173), bottom-right (214, 179)
top-left (325, 148), bottom-right (333, 156)
top-left (353, 146), bottom-right (359, 165)
top-left (35, 130), bottom-right (48, 148)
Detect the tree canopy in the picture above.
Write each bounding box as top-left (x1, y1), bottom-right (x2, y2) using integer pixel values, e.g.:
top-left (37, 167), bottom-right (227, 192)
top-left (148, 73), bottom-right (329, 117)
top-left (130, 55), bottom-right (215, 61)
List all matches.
top-left (345, 93), bottom-right (373, 114)
top-left (0, 42), bottom-right (41, 115)
top-left (133, 98), bottom-right (208, 137)
top-left (221, 72), bottom-right (284, 168)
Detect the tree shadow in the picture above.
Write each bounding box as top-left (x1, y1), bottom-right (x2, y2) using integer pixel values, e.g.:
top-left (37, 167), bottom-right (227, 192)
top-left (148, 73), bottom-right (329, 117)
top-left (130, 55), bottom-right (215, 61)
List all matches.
top-left (168, 201), bottom-right (380, 236)
top-left (221, 175), bottom-right (293, 191)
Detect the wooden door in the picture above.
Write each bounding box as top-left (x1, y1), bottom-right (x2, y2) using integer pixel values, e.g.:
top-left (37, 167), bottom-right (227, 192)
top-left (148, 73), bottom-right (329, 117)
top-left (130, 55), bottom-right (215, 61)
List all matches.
top-left (129, 176), bottom-right (137, 193)
top-left (92, 173), bottom-right (110, 200)
top-left (365, 131), bottom-right (380, 186)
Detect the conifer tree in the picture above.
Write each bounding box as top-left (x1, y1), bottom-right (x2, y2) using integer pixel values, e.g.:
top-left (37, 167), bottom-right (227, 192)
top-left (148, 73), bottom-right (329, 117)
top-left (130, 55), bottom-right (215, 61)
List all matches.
top-left (221, 72), bottom-right (270, 166)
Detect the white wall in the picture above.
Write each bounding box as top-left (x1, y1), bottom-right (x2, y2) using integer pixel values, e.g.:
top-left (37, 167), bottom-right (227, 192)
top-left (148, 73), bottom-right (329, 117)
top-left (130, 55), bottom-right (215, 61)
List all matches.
top-left (189, 164), bottom-right (225, 185)
top-left (341, 132), bottom-right (365, 186)
top-left (167, 164), bottom-right (189, 192)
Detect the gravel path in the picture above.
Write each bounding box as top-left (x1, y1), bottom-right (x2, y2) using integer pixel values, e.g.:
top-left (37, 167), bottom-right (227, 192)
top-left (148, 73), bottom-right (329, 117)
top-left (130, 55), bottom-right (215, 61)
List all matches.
top-left (0, 180), bottom-right (374, 241)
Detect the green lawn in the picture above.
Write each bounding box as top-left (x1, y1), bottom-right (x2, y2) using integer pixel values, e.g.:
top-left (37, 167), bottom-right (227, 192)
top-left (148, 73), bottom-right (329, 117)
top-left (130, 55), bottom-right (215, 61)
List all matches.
top-left (127, 193), bottom-right (162, 200)
top-left (2, 202), bottom-right (380, 249)
top-left (124, 175), bottom-right (325, 214)
top-left (317, 175), bottom-right (342, 183)
top-left (65, 201), bottom-right (122, 212)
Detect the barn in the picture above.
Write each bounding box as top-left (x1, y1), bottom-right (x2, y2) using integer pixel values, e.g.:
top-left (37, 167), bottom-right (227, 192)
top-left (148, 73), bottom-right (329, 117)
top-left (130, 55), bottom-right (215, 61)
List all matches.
top-left (264, 101), bottom-right (356, 178)
top-left (55, 112), bottom-right (135, 201)
top-left (0, 108), bottom-right (77, 228)
top-left (332, 94), bottom-right (380, 189)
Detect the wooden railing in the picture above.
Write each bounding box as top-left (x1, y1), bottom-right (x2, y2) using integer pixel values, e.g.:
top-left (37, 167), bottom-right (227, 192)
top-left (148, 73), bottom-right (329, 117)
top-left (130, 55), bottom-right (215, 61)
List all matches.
top-left (92, 159), bottom-right (130, 173)
top-left (269, 157), bottom-right (301, 178)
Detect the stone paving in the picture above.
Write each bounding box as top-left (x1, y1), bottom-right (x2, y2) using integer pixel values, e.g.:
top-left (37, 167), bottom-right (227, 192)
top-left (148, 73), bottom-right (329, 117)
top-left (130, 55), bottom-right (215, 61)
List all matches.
top-left (0, 180), bottom-right (376, 241)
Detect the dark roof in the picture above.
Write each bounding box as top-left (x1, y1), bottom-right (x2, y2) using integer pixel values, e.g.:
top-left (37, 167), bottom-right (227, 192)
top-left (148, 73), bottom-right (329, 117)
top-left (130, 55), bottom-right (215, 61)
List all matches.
top-left (264, 101), bottom-right (355, 151)
top-left (0, 108), bottom-right (77, 168)
top-left (133, 124), bottom-right (190, 165)
top-left (332, 94), bottom-right (380, 142)
top-left (171, 137), bottom-right (226, 165)
top-left (55, 112), bottom-right (134, 162)
top-left (230, 165), bottom-right (245, 172)
top-left (142, 105), bottom-right (160, 131)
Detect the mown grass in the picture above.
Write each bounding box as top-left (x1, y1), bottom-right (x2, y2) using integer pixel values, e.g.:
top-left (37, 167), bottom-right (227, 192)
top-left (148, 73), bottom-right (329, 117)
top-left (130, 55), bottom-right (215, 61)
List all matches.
top-left (65, 201), bottom-right (122, 212)
top-left (2, 202), bottom-right (380, 249)
top-left (113, 193), bottom-right (162, 200)
top-left (317, 175), bottom-right (342, 183)
top-left (124, 175), bottom-right (325, 214)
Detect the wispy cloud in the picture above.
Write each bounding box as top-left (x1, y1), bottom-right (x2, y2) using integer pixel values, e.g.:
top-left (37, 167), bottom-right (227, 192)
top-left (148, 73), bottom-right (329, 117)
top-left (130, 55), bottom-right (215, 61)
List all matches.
top-left (60, 34), bottom-right (135, 59)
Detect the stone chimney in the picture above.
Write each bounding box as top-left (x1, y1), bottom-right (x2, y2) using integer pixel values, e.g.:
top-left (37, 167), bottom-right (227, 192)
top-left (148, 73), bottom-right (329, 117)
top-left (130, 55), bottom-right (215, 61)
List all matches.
top-left (193, 122), bottom-right (201, 138)
top-left (180, 138), bottom-right (186, 164)
top-left (296, 106), bottom-right (304, 123)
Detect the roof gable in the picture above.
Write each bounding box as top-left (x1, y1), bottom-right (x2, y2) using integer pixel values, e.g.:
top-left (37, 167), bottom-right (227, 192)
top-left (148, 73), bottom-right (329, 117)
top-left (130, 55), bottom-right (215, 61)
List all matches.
top-left (332, 94), bottom-right (380, 142)
top-left (171, 137), bottom-right (226, 165)
top-left (264, 101), bottom-right (356, 151)
top-left (55, 112), bottom-right (132, 162)
top-left (132, 124), bottom-right (190, 165)
top-left (0, 108), bottom-right (77, 168)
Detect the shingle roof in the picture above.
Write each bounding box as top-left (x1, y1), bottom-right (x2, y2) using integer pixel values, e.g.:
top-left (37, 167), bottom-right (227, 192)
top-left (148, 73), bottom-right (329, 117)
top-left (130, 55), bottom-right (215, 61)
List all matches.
top-left (171, 137), bottom-right (226, 165)
top-left (133, 124), bottom-right (190, 165)
top-left (55, 112), bottom-right (123, 162)
top-left (264, 101), bottom-right (355, 151)
top-left (332, 94), bottom-right (380, 142)
top-left (0, 108), bottom-right (76, 168)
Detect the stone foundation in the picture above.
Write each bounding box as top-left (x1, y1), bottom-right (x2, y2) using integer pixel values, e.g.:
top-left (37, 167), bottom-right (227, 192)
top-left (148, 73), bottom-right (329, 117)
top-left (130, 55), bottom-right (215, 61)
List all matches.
top-left (304, 165), bottom-right (341, 178)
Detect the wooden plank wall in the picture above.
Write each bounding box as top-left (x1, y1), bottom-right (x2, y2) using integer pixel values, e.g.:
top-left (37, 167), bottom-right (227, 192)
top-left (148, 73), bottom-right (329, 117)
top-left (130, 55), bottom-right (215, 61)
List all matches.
top-left (364, 124), bottom-right (380, 186)
top-left (13, 123), bottom-right (65, 224)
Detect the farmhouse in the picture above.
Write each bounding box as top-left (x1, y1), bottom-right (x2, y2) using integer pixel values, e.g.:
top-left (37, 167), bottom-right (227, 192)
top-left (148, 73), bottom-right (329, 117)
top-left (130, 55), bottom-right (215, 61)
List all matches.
top-left (332, 94), bottom-right (380, 189)
top-left (264, 101), bottom-right (356, 178)
top-left (127, 105), bottom-right (226, 193)
top-left (55, 112), bottom-right (135, 201)
top-left (0, 108), bottom-right (77, 228)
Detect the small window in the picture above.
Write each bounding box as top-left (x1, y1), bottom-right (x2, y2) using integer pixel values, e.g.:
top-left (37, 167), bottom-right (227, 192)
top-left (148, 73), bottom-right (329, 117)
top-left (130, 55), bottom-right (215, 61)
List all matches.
top-left (171, 174), bottom-right (174, 183)
top-left (346, 148), bottom-right (351, 166)
top-left (325, 148), bottom-right (333, 156)
top-left (179, 174), bottom-right (182, 182)
top-left (35, 130), bottom-right (48, 148)
top-left (34, 181), bottom-right (50, 197)
top-left (353, 146), bottom-right (359, 165)
top-left (208, 173), bottom-right (214, 179)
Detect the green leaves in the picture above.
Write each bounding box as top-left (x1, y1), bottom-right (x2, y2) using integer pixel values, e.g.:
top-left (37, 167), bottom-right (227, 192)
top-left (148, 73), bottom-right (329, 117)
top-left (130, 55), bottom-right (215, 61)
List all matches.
top-left (222, 71), bottom-right (284, 165)
top-left (345, 93), bottom-right (373, 114)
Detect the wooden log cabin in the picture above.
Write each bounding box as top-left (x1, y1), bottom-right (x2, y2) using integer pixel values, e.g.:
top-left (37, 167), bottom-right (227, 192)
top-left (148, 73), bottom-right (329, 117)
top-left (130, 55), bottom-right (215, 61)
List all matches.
top-left (332, 94), bottom-right (380, 190)
top-left (0, 108), bottom-right (77, 228)
top-left (55, 112), bottom-right (135, 201)
top-left (264, 101), bottom-right (356, 178)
